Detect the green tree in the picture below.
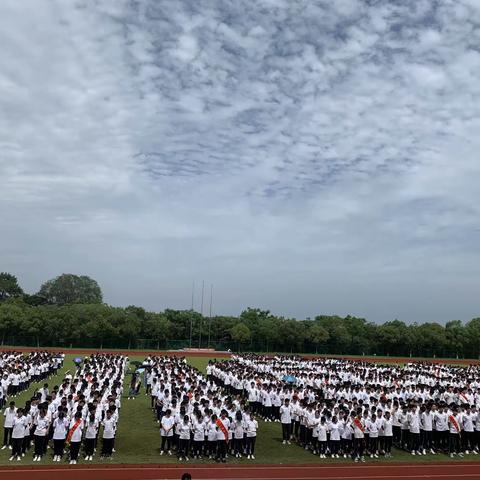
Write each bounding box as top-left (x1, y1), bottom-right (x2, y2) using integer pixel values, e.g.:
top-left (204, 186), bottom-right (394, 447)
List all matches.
top-left (144, 312), bottom-right (171, 349)
top-left (38, 274), bottom-right (103, 305)
top-left (445, 320), bottom-right (465, 358)
top-left (0, 273), bottom-right (24, 301)
top-left (465, 318), bottom-right (480, 358)
top-left (377, 320), bottom-right (411, 356)
top-left (230, 322), bottom-right (251, 350)
top-left (308, 323), bottom-right (330, 353)
top-left (0, 302), bottom-right (26, 344)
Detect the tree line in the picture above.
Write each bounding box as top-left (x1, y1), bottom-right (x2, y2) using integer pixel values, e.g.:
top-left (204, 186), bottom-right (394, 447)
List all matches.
top-left (0, 272), bottom-right (479, 358)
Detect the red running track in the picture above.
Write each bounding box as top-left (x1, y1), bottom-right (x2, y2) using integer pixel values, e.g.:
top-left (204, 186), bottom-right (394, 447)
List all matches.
top-left (1, 462), bottom-right (480, 480)
top-left (3, 347), bottom-right (478, 364)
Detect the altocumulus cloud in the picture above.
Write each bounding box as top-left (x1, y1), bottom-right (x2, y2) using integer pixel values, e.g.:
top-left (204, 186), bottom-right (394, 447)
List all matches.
top-left (0, 0), bottom-right (479, 323)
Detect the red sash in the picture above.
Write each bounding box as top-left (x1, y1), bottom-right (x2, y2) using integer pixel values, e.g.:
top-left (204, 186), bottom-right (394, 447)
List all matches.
top-left (459, 393), bottom-right (469, 404)
top-left (216, 418), bottom-right (228, 441)
top-left (66, 419), bottom-right (82, 444)
top-left (449, 415), bottom-right (460, 434)
top-left (353, 417), bottom-right (364, 433)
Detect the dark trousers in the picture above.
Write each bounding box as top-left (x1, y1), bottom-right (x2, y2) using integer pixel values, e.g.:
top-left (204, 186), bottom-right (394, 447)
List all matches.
top-left (410, 432), bottom-right (420, 452)
top-left (423, 430), bottom-right (433, 450)
top-left (341, 438), bottom-right (352, 455)
top-left (437, 430), bottom-right (448, 450)
top-left (281, 423), bottom-right (291, 441)
top-left (70, 441), bottom-right (81, 460)
top-left (318, 440), bottom-right (327, 455)
top-left (393, 426), bottom-right (401, 445)
top-left (216, 440), bottom-right (227, 460)
top-left (330, 439), bottom-right (340, 455)
top-left (178, 438), bottom-right (189, 457)
top-left (293, 420), bottom-right (300, 438)
top-left (193, 440), bottom-right (203, 456)
top-left (463, 431), bottom-right (475, 451)
top-left (449, 433), bottom-right (460, 454)
top-left (84, 437), bottom-right (95, 456)
top-left (101, 437), bottom-right (114, 456)
top-left (246, 436), bottom-right (256, 455)
top-left (34, 435), bottom-right (46, 456)
top-left (384, 436), bottom-right (393, 453)
top-left (3, 427), bottom-right (13, 447)
top-left (233, 437), bottom-right (243, 455)
top-left (353, 437), bottom-right (365, 458)
top-left (12, 437), bottom-right (23, 457)
top-left (53, 438), bottom-right (65, 456)
top-left (161, 435), bottom-right (173, 452)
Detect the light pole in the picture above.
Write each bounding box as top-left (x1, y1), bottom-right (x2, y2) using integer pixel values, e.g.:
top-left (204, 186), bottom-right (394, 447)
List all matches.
top-left (189, 281), bottom-right (195, 348)
top-left (208, 284), bottom-right (213, 347)
top-left (198, 280), bottom-right (205, 348)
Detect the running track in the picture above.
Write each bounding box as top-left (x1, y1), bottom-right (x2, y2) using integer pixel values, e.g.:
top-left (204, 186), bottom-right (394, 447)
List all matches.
top-left (1, 462), bottom-right (480, 480)
top-left (4, 347), bottom-right (480, 364)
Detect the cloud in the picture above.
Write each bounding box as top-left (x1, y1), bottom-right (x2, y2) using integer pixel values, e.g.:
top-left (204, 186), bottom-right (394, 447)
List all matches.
top-left (0, 0), bottom-right (479, 323)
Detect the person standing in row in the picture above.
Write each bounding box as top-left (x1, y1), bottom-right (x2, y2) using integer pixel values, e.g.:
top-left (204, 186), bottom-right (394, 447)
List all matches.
top-left (84, 413), bottom-right (99, 461)
top-left (2, 401), bottom-right (17, 450)
top-left (101, 409), bottom-right (117, 458)
top-left (10, 409), bottom-right (27, 461)
top-left (65, 412), bottom-right (83, 465)
top-left (33, 409), bottom-right (49, 462)
top-left (52, 411), bottom-right (68, 462)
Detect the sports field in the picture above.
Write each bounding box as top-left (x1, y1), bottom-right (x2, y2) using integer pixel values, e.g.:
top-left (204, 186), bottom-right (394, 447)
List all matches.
top-left (1, 353), bottom-right (479, 467)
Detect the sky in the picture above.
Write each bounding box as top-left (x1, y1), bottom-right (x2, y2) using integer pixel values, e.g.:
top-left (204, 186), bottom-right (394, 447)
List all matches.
top-left (1, 0), bottom-right (479, 324)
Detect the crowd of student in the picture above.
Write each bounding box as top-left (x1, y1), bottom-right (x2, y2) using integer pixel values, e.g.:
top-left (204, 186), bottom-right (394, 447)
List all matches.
top-left (208, 354), bottom-right (480, 461)
top-left (2, 353), bottom-right (126, 464)
top-left (142, 355), bottom-right (259, 462)
top-left (1, 351), bottom-right (63, 408)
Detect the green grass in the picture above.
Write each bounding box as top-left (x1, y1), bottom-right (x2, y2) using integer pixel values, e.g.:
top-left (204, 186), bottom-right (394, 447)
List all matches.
top-left (0, 353), bottom-right (478, 465)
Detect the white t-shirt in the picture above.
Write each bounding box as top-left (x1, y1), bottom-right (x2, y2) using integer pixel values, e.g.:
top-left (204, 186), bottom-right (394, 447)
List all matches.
top-left (53, 418), bottom-right (68, 440)
top-left (280, 405), bottom-right (292, 424)
top-left (3, 407), bottom-right (17, 428)
top-left (161, 416), bottom-right (174, 437)
top-left (12, 416), bottom-right (27, 439)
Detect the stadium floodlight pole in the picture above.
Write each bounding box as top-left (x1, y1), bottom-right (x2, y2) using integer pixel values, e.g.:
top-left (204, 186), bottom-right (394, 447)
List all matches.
top-left (207, 284), bottom-right (213, 347)
top-left (189, 281), bottom-right (195, 348)
top-left (199, 280), bottom-right (205, 348)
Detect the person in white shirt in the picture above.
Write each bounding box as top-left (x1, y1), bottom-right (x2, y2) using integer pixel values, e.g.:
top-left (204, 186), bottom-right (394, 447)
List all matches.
top-left (383, 411), bottom-right (393, 458)
top-left (177, 414), bottom-right (192, 461)
top-left (407, 406), bottom-right (421, 455)
top-left (192, 414), bottom-right (206, 459)
top-left (160, 409), bottom-right (174, 456)
top-left (366, 413), bottom-right (379, 458)
top-left (462, 406), bottom-right (475, 454)
top-left (434, 406), bottom-right (448, 452)
top-left (280, 399), bottom-right (292, 444)
top-left (447, 408), bottom-right (463, 458)
top-left (83, 413), bottom-right (99, 461)
top-left (2, 401), bottom-right (17, 450)
top-left (352, 411), bottom-right (366, 462)
top-left (328, 416), bottom-right (341, 458)
top-left (232, 411), bottom-right (245, 458)
top-left (68, 412), bottom-right (84, 464)
top-left (245, 412), bottom-right (258, 459)
top-left (215, 410), bottom-right (230, 463)
top-left (52, 411), bottom-right (68, 462)
top-left (10, 408), bottom-right (26, 461)
top-left (101, 410), bottom-right (116, 458)
top-left (33, 408), bottom-right (49, 462)
top-left (317, 416), bottom-right (328, 458)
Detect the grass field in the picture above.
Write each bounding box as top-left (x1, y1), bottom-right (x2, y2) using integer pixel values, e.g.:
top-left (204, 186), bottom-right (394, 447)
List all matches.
top-left (0, 353), bottom-right (479, 465)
